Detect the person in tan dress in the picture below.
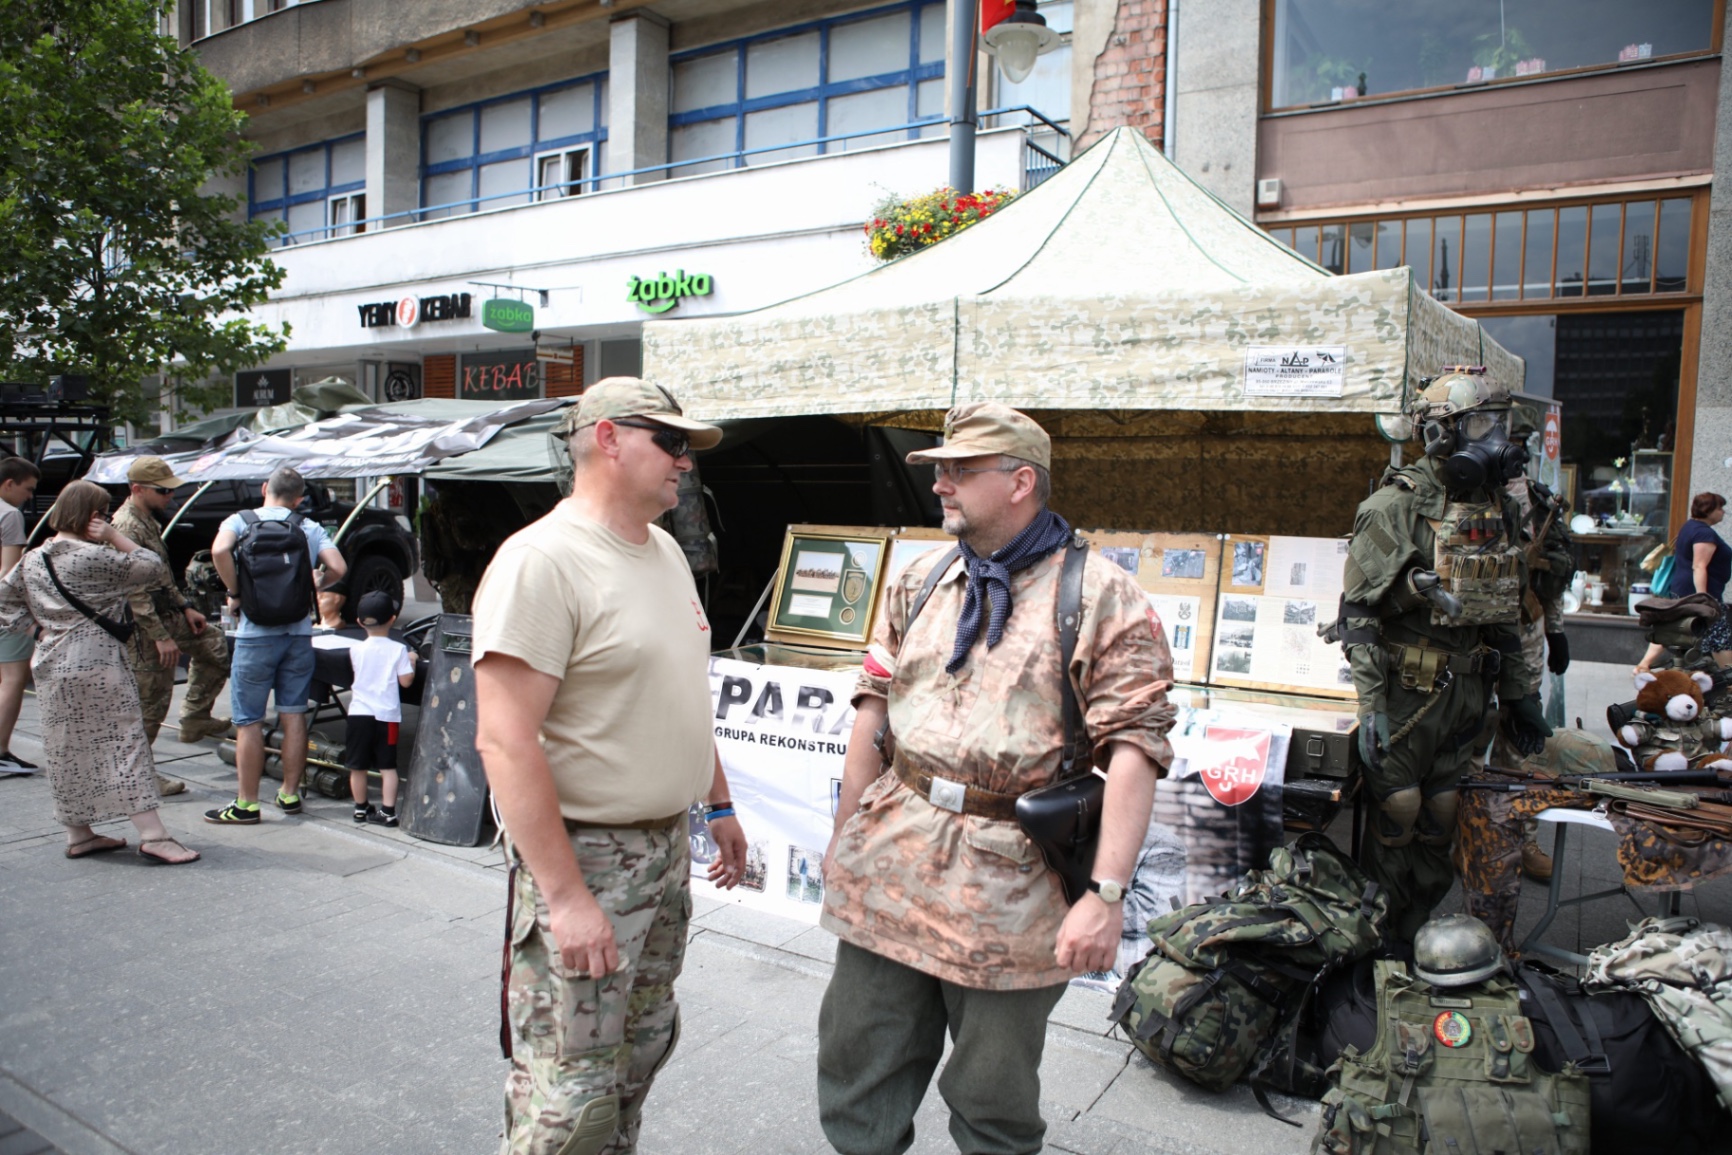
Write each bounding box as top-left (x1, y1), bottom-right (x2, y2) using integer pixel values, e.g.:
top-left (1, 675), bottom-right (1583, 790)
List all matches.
top-left (0, 481), bottom-right (199, 864)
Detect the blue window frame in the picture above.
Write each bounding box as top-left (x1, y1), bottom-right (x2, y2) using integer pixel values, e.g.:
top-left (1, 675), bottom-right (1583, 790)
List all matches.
top-left (668, 0), bottom-right (947, 178)
top-left (421, 72), bottom-right (608, 219)
top-left (249, 133), bottom-right (366, 246)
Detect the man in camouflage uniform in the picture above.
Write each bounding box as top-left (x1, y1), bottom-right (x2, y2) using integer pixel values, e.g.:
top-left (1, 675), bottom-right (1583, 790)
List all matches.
top-left (819, 403), bottom-right (1176, 1155)
top-left (1340, 369), bottom-right (1550, 943)
top-left (112, 458), bottom-right (232, 794)
top-left (472, 379), bottom-right (747, 1155)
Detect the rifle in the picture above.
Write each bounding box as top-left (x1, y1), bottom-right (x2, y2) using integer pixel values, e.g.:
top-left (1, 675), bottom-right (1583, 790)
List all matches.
top-left (1460, 769), bottom-right (1724, 810)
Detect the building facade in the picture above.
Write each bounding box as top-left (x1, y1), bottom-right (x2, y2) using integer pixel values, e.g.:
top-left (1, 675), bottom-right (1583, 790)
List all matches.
top-left (179, 0), bottom-right (1169, 412)
top-left (1162, 0), bottom-right (1728, 639)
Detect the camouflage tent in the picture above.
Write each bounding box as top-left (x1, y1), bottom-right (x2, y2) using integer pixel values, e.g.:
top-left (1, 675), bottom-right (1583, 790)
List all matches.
top-left (642, 126), bottom-right (1522, 422)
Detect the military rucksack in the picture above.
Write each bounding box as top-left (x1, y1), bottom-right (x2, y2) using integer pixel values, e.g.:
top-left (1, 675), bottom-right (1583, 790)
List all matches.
top-left (1109, 833), bottom-right (1386, 1096)
top-left (1312, 961), bottom-right (1590, 1155)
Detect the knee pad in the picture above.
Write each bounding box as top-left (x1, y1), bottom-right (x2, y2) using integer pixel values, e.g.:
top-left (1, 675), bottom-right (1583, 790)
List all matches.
top-left (554, 1095), bottom-right (619, 1155)
top-left (1416, 790), bottom-right (1460, 847)
top-left (1372, 786), bottom-right (1422, 847)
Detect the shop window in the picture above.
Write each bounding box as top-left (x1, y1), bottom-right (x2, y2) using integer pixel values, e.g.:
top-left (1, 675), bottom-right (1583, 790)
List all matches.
top-left (668, 0), bottom-right (947, 176)
top-left (249, 132), bottom-right (365, 246)
top-left (1266, 193), bottom-right (1697, 302)
top-left (598, 339), bottom-right (643, 379)
top-left (421, 73), bottom-right (607, 218)
top-left (1268, 0), bottom-right (1717, 110)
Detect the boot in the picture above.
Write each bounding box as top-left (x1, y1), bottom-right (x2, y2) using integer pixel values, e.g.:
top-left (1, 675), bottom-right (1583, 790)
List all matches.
top-left (1521, 840), bottom-right (1554, 882)
top-left (179, 714), bottom-right (234, 743)
top-left (156, 774), bottom-right (186, 797)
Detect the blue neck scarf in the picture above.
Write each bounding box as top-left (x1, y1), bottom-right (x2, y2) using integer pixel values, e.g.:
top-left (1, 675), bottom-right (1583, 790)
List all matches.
top-left (946, 509), bottom-right (1073, 674)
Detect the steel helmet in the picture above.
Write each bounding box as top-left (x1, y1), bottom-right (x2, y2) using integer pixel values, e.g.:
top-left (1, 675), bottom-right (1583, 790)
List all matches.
top-left (1413, 914), bottom-right (1506, 988)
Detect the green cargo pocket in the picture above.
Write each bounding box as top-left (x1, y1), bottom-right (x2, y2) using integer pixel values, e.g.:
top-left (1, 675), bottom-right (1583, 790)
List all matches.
top-left (1418, 1084), bottom-right (1565, 1155)
top-left (1483, 1013), bottom-right (1533, 1084)
top-left (1390, 1019), bottom-right (1434, 1077)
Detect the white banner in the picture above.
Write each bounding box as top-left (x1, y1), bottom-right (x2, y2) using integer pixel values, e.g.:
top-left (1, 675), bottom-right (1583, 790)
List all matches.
top-left (692, 656), bottom-right (859, 922)
top-left (1244, 345), bottom-right (1348, 398)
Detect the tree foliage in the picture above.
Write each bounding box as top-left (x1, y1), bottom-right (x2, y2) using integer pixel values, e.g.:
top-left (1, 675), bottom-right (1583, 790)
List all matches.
top-left (0, 0), bottom-right (287, 425)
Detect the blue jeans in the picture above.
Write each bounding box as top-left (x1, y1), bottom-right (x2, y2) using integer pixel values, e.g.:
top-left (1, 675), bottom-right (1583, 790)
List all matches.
top-left (229, 634), bottom-right (316, 727)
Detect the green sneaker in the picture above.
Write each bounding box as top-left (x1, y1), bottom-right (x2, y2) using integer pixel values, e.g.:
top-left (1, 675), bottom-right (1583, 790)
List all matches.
top-left (204, 800), bottom-right (261, 825)
top-left (274, 790), bottom-right (302, 815)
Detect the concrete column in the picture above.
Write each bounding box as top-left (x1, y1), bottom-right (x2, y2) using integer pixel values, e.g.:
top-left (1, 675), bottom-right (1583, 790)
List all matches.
top-left (366, 80), bottom-right (421, 228)
top-left (1690, 62), bottom-right (1732, 536)
top-left (608, 13), bottom-right (670, 186)
top-left (1172, 0), bottom-right (1259, 218)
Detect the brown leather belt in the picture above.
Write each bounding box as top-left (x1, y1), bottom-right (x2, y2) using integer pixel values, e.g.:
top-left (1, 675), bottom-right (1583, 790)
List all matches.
top-left (892, 756), bottom-right (1021, 821)
top-left (564, 811), bottom-right (686, 832)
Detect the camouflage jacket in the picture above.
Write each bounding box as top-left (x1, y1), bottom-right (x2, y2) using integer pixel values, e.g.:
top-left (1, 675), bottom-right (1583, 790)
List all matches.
top-left (1341, 456), bottom-right (1536, 712)
top-left (820, 545), bottom-right (1177, 991)
top-left (111, 497), bottom-right (188, 646)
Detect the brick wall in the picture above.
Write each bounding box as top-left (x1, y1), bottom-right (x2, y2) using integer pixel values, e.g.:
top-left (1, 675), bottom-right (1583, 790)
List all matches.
top-left (1080, 0), bottom-right (1168, 151)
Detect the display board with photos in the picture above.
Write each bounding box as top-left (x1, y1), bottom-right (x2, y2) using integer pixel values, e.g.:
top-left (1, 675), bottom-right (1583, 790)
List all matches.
top-left (1207, 534), bottom-right (1356, 699)
top-left (1079, 531), bottom-right (1222, 685)
top-left (867, 527), bottom-right (956, 644)
top-left (766, 526), bottom-right (893, 649)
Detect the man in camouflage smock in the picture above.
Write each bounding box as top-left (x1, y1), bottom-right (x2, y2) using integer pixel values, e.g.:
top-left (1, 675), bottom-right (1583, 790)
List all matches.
top-left (819, 403), bottom-right (1175, 1155)
top-left (473, 379), bottom-right (747, 1155)
top-left (111, 458), bottom-right (231, 777)
top-left (1340, 370), bottom-right (1548, 943)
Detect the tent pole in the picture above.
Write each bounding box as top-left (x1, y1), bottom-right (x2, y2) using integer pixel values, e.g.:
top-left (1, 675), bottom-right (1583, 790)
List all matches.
top-left (948, 0), bottom-right (979, 193)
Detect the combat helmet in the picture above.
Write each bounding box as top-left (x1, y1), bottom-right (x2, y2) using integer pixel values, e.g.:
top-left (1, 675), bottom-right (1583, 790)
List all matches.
top-left (1413, 914), bottom-right (1506, 988)
top-left (1414, 365), bottom-right (1510, 428)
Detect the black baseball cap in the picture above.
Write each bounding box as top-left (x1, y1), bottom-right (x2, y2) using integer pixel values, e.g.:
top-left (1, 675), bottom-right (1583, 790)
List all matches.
top-left (356, 590), bottom-right (398, 626)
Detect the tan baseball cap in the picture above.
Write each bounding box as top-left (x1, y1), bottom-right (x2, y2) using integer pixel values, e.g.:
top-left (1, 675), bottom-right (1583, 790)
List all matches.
top-left (904, 402), bottom-right (1051, 471)
top-left (127, 456), bottom-right (188, 488)
top-left (554, 376), bottom-right (723, 451)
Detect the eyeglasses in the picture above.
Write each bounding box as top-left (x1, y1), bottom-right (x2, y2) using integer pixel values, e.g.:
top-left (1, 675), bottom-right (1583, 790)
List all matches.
top-left (932, 462), bottom-right (1020, 484)
top-left (612, 418), bottom-right (692, 459)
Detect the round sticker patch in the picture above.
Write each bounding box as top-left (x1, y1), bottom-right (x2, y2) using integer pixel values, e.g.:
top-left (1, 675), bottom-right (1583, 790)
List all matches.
top-left (1433, 1011), bottom-right (1472, 1048)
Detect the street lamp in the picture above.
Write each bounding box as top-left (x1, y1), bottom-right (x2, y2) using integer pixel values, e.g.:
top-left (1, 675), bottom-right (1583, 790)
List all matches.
top-left (981, 0), bottom-right (1060, 84)
top-left (949, 0), bottom-right (1061, 193)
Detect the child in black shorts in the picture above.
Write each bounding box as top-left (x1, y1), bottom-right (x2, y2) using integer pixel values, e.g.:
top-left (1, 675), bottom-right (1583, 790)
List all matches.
top-left (344, 591), bottom-right (417, 827)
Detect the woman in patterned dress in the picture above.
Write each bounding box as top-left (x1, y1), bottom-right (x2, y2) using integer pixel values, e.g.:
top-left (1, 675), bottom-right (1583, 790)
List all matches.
top-left (0, 481), bottom-right (199, 863)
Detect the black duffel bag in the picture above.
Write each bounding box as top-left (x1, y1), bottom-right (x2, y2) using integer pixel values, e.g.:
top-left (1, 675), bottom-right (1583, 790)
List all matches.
top-left (1313, 956), bottom-right (1721, 1154)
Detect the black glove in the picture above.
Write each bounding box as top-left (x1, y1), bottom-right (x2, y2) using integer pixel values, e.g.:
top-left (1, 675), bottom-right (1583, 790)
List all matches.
top-left (1545, 632), bottom-right (1570, 675)
top-left (1357, 712), bottom-right (1389, 775)
top-left (1502, 693), bottom-right (1553, 758)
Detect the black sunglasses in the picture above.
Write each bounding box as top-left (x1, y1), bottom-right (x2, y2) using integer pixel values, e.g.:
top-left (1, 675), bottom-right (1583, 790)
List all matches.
top-left (147, 486), bottom-right (176, 496)
top-left (612, 418), bottom-right (692, 459)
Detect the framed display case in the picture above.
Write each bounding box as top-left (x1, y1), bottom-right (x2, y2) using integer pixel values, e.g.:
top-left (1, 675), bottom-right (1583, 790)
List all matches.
top-left (766, 525), bottom-right (893, 649)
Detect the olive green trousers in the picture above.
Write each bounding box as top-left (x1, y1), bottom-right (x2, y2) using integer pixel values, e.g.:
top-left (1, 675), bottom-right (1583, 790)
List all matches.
top-left (816, 941), bottom-right (1068, 1155)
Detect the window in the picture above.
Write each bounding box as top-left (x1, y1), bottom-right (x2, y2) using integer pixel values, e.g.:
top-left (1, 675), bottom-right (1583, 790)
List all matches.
top-left (1269, 0), bottom-right (1717, 110)
top-left (421, 74), bottom-right (607, 219)
top-left (1267, 194), bottom-right (1699, 300)
top-left (668, 0), bottom-right (947, 177)
top-left (248, 133), bottom-right (365, 245)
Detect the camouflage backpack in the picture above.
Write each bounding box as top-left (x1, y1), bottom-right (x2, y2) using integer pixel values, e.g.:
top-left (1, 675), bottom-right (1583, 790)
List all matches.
top-left (1109, 834), bottom-right (1388, 1095)
top-left (183, 549), bottom-right (228, 619)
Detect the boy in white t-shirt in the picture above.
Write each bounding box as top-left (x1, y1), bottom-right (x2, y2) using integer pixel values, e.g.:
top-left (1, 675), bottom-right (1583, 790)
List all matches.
top-left (344, 591), bottom-right (417, 827)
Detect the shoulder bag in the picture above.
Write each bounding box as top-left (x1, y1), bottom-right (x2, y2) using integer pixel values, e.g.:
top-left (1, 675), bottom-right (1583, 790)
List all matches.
top-left (41, 551), bottom-right (135, 644)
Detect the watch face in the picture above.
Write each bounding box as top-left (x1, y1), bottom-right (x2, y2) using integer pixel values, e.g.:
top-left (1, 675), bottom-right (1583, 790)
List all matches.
top-left (1096, 880), bottom-right (1124, 903)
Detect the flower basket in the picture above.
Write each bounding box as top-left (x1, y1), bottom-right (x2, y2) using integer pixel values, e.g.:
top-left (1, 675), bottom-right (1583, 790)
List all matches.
top-left (863, 186), bottom-right (1016, 262)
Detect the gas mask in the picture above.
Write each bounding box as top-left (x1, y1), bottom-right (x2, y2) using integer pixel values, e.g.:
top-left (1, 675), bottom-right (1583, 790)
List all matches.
top-left (1426, 410), bottom-right (1526, 495)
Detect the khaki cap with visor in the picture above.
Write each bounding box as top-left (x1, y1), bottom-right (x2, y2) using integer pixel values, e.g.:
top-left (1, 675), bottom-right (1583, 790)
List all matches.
top-left (904, 402), bottom-right (1051, 471)
top-left (554, 376), bottom-right (723, 451)
top-left (127, 456), bottom-right (188, 489)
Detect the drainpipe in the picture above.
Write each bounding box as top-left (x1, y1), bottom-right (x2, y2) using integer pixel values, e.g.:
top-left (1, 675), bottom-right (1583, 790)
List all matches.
top-left (1163, 0), bottom-right (1179, 159)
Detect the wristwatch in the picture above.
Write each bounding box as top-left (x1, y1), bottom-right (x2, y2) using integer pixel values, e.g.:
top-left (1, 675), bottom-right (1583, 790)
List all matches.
top-left (1088, 878), bottom-right (1126, 903)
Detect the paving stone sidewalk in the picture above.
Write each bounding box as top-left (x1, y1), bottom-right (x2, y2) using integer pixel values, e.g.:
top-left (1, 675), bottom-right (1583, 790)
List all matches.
top-left (1, 662), bottom-right (1724, 1154)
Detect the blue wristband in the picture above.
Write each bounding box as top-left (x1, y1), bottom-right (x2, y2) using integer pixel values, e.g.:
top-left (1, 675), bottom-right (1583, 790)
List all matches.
top-left (704, 807), bottom-right (736, 822)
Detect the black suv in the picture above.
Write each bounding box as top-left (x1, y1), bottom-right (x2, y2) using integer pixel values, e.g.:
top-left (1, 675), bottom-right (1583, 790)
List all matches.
top-left (97, 478), bottom-right (419, 611)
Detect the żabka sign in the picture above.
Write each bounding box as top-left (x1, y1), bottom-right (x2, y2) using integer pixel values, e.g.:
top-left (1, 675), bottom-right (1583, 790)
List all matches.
top-left (358, 292), bottom-right (473, 329)
top-left (628, 270), bottom-right (713, 314)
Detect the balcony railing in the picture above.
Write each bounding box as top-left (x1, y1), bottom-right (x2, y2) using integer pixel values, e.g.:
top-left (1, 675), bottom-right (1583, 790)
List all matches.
top-left (270, 108), bottom-right (1069, 247)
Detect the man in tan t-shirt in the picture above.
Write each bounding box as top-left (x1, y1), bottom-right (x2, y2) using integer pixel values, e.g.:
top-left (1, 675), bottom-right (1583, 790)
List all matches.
top-left (474, 377), bottom-right (747, 1155)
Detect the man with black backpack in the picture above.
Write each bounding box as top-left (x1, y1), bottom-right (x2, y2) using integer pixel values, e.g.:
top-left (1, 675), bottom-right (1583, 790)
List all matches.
top-left (204, 466), bottom-right (345, 825)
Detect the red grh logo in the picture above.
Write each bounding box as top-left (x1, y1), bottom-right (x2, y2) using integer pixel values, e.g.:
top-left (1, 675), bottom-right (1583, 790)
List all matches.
top-left (1195, 726), bottom-right (1271, 807)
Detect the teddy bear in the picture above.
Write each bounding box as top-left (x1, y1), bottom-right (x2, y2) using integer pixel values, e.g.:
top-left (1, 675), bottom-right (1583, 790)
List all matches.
top-left (1617, 668), bottom-right (1732, 772)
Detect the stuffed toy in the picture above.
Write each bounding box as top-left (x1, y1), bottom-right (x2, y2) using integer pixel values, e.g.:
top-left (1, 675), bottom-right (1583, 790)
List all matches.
top-left (1617, 669), bottom-right (1732, 772)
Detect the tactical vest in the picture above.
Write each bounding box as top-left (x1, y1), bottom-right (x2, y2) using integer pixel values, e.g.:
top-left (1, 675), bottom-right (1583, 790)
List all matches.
top-left (1312, 961), bottom-right (1590, 1155)
top-left (1426, 499), bottom-right (1524, 627)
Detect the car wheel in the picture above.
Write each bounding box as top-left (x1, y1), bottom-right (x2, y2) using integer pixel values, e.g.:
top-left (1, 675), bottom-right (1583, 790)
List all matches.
top-left (347, 552), bottom-right (406, 608)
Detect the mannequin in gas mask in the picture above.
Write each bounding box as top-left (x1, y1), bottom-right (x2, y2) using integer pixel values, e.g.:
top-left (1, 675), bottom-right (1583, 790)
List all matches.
top-left (1338, 368), bottom-right (1549, 941)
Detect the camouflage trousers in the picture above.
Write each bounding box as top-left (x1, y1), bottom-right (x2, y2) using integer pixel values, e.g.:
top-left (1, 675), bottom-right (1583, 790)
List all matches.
top-left (1455, 785), bottom-right (1587, 955)
top-left (1362, 671), bottom-right (1492, 943)
top-left (501, 823), bottom-right (690, 1155)
top-left (127, 616), bottom-right (230, 741)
